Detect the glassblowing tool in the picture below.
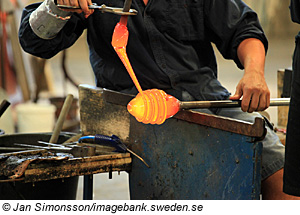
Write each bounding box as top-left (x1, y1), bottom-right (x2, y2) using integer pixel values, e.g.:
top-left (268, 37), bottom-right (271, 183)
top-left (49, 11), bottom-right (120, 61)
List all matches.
top-left (79, 134), bottom-right (150, 168)
top-left (57, 3), bottom-right (137, 16)
top-left (127, 89), bottom-right (291, 125)
top-left (14, 142), bottom-right (95, 157)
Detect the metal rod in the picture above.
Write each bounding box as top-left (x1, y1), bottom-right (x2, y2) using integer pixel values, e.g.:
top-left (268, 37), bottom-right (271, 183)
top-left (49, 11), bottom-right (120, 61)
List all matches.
top-left (83, 175), bottom-right (93, 200)
top-left (14, 143), bottom-right (71, 151)
top-left (179, 98), bottom-right (290, 110)
top-left (56, 4), bottom-right (137, 15)
top-left (126, 148), bottom-right (150, 168)
top-left (38, 141), bottom-right (71, 148)
top-left (122, 0), bottom-right (132, 12)
top-left (0, 147), bottom-right (37, 151)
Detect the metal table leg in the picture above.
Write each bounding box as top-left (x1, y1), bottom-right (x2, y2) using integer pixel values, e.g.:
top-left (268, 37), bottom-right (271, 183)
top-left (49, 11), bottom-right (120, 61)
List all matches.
top-left (83, 175), bottom-right (93, 200)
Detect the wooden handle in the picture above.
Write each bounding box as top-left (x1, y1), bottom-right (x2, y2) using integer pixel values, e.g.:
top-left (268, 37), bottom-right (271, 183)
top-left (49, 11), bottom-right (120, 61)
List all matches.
top-left (49, 94), bottom-right (74, 143)
top-left (0, 100), bottom-right (10, 118)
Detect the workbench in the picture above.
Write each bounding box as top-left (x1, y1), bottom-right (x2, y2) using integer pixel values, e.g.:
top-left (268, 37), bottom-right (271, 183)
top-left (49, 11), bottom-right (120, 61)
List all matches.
top-left (0, 132), bottom-right (131, 200)
top-left (79, 85), bottom-right (265, 200)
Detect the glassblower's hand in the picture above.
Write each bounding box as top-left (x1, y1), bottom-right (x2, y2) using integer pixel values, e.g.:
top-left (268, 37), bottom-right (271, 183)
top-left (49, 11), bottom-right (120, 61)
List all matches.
top-left (229, 71), bottom-right (270, 113)
top-left (56, 0), bottom-right (94, 18)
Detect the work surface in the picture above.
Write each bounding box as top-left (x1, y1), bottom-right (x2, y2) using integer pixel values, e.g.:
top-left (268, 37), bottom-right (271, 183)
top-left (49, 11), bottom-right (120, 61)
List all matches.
top-left (0, 133), bottom-right (131, 185)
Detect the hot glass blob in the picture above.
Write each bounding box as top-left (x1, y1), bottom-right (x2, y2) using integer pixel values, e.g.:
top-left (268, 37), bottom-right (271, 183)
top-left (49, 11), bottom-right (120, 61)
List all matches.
top-left (112, 19), bottom-right (180, 125)
top-left (127, 89), bottom-right (180, 125)
top-left (112, 20), bottom-right (143, 94)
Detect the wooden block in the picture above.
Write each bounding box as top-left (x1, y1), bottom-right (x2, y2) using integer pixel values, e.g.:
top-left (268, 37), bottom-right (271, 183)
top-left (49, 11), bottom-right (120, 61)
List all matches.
top-left (277, 69), bottom-right (289, 127)
top-left (7, 13), bottom-right (30, 101)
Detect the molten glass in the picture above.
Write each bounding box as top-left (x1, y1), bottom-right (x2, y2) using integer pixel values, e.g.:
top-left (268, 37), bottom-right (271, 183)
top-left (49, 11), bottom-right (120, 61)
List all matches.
top-left (112, 18), bottom-right (143, 94)
top-left (112, 17), bottom-right (180, 125)
top-left (127, 89), bottom-right (180, 125)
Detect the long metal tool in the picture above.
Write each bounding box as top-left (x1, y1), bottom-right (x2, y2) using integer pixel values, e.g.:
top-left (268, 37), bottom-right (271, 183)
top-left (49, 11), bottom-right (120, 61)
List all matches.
top-left (57, 3), bottom-right (137, 15)
top-left (14, 143), bottom-right (95, 157)
top-left (79, 134), bottom-right (150, 168)
top-left (179, 98), bottom-right (290, 110)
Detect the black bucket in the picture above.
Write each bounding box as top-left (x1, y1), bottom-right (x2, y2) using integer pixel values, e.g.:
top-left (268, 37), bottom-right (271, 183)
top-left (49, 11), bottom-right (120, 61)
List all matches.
top-left (0, 132), bottom-right (79, 200)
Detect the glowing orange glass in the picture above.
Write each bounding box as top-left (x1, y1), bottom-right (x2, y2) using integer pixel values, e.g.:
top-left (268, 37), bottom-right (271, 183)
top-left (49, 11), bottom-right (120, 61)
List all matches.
top-left (112, 16), bottom-right (143, 94)
top-left (127, 89), bottom-right (180, 125)
top-left (112, 17), bottom-right (180, 124)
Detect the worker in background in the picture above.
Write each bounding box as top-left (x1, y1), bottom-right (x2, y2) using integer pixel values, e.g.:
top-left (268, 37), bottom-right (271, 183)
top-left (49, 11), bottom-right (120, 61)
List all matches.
top-left (283, 0), bottom-right (300, 197)
top-left (18, 0), bottom-right (297, 199)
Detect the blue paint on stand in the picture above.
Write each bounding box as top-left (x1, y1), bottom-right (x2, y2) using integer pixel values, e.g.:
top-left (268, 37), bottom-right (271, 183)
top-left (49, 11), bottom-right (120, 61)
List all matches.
top-left (128, 116), bottom-right (262, 200)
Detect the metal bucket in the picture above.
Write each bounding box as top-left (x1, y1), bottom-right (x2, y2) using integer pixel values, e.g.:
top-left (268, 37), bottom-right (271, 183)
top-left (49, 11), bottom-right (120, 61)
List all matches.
top-left (0, 132), bottom-right (79, 200)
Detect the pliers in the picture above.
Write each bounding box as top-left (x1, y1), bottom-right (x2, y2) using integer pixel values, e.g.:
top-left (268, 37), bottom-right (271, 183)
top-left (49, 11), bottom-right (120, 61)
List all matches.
top-left (57, 3), bottom-right (138, 16)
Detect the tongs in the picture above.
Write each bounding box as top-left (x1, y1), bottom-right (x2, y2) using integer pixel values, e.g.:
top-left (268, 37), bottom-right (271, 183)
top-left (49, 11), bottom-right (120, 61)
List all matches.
top-left (78, 134), bottom-right (150, 168)
top-left (57, 3), bottom-right (138, 16)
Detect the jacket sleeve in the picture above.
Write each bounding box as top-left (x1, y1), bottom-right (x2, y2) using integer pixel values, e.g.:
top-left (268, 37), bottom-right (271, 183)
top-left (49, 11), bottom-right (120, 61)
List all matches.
top-left (204, 0), bottom-right (268, 69)
top-left (290, 0), bottom-right (300, 24)
top-left (19, 2), bottom-right (87, 59)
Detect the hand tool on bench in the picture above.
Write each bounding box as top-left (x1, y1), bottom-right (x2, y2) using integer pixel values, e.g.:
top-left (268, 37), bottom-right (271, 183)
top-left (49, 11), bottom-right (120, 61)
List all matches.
top-left (78, 134), bottom-right (150, 168)
top-left (0, 146), bottom-right (38, 152)
top-left (14, 142), bottom-right (95, 157)
top-left (127, 89), bottom-right (291, 125)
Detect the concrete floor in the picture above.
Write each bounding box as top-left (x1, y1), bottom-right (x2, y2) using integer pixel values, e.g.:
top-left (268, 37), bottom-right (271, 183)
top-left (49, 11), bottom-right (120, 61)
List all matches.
top-left (47, 35), bottom-right (296, 200)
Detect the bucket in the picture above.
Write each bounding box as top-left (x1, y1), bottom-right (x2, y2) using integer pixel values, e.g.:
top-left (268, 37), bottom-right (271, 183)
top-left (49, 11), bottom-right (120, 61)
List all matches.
top-left (0, 132), bottom-right (79, 200)
top-left (16, 103), bottom-right (56, 133)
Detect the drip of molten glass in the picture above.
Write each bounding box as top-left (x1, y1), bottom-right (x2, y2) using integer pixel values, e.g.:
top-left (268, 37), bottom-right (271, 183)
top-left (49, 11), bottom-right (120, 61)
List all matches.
top-left (127, 89), bottom-right (180, 125)
top-left (112, 17), bottom-right (143, 94)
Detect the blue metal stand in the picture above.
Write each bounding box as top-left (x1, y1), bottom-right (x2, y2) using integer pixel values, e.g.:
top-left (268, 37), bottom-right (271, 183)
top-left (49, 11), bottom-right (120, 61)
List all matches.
top-left (128, 114), bottom-right (263, 200)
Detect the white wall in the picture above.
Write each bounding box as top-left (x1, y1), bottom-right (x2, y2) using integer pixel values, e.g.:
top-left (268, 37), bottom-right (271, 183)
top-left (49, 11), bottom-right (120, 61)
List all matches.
top-left (244, 0), bottom-right (299, 38)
